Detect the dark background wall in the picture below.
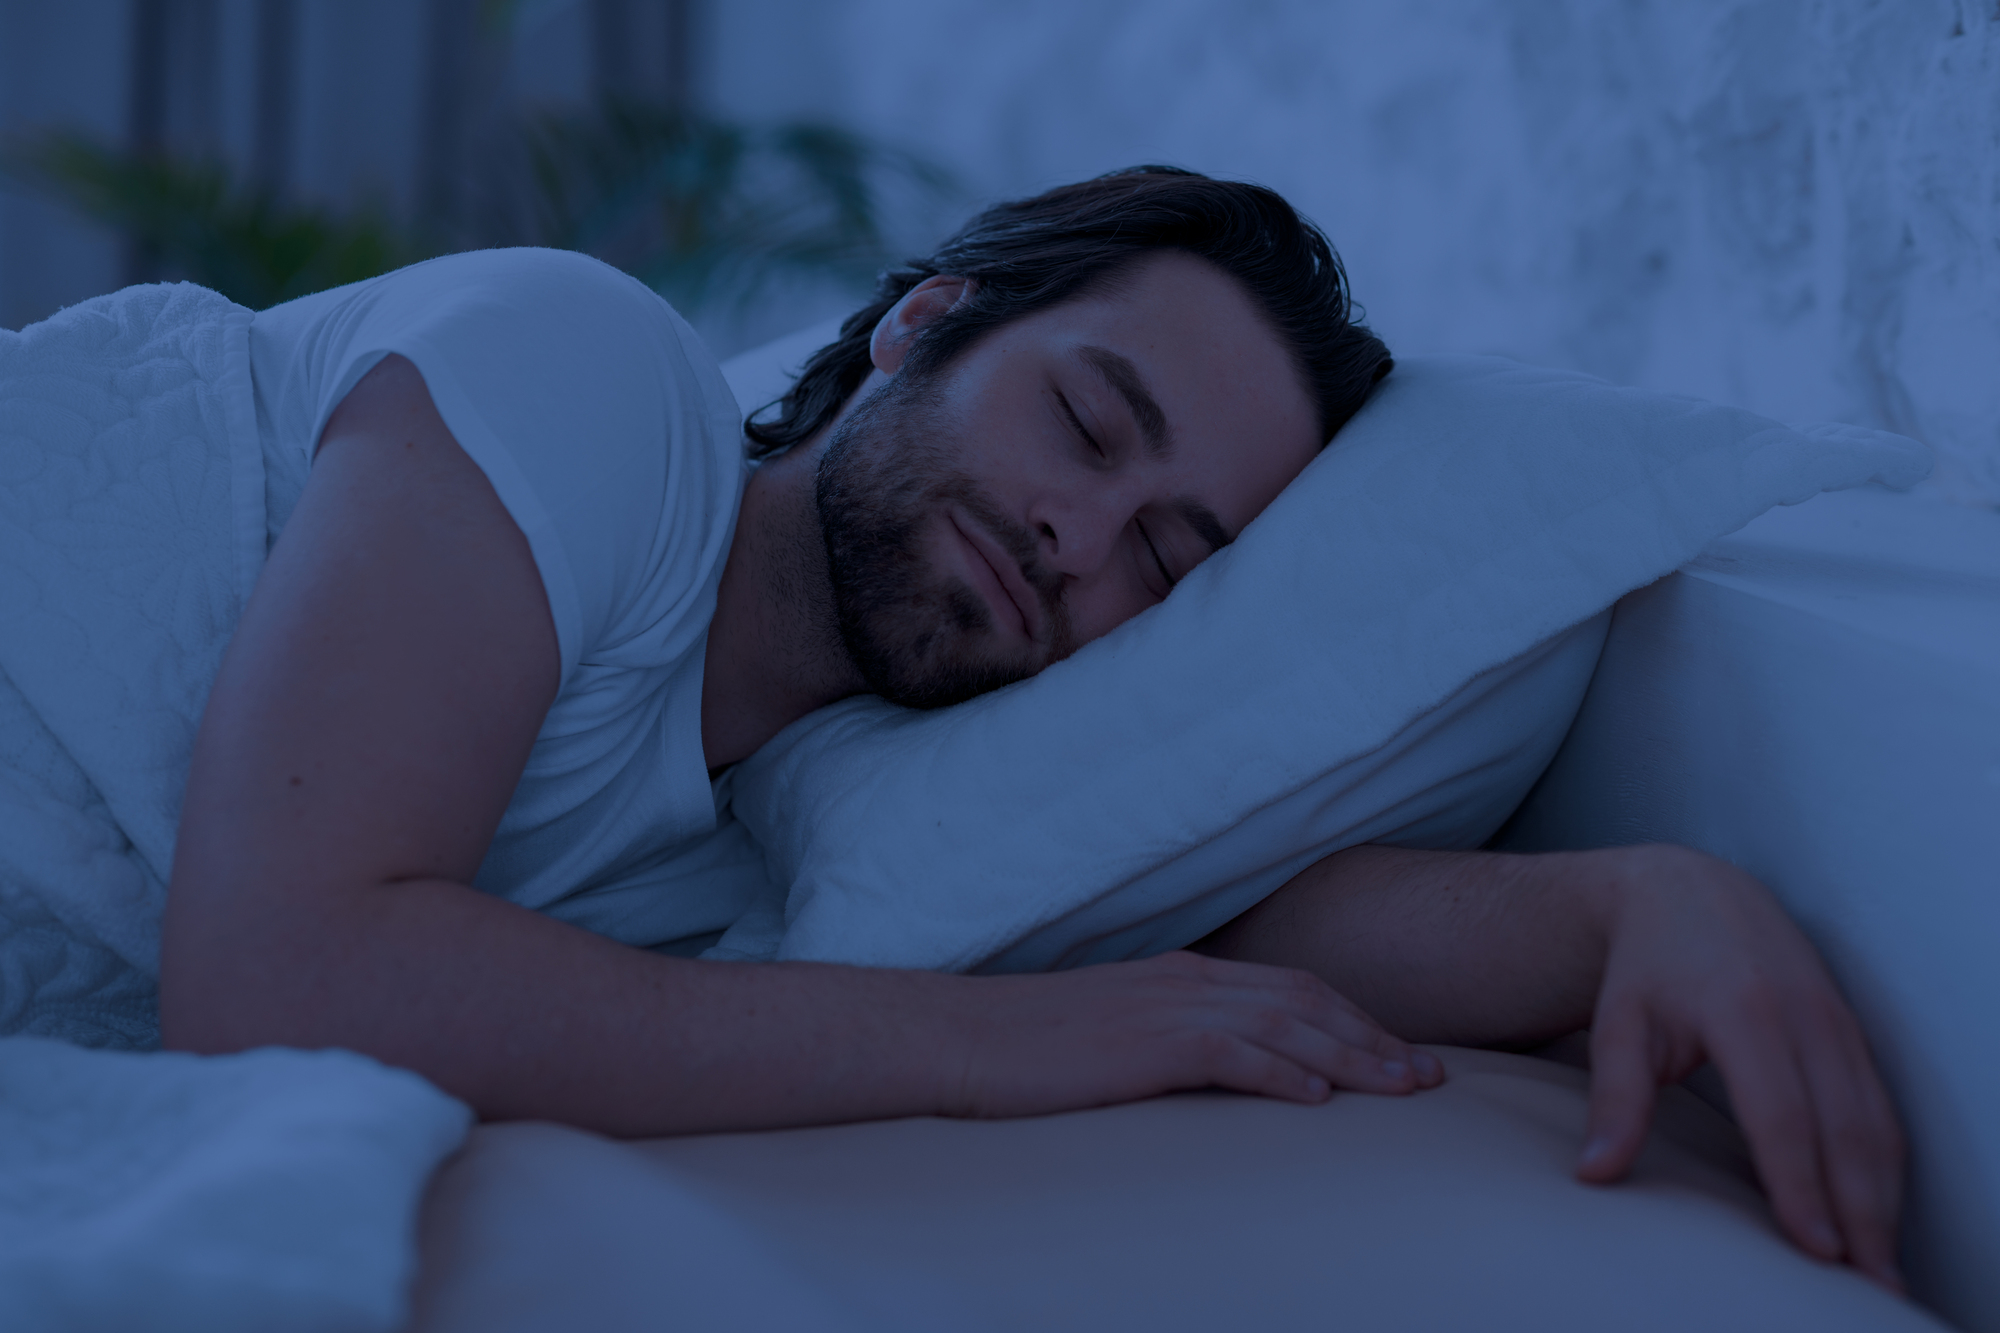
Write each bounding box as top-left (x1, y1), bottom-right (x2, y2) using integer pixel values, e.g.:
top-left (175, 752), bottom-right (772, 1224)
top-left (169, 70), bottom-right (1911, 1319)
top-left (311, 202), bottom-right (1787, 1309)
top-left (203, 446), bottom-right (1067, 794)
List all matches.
top-left (3, 1), bottom-right (1994, 506)
top-left (0, 0), bottom-right (698, 329)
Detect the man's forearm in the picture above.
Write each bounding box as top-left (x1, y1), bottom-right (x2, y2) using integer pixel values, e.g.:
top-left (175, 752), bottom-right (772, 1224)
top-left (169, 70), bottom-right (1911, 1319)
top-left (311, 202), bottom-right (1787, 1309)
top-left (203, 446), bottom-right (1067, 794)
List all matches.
top-left (1196, 844), bottom-right (1640, 1047)
top-left (161, 870), bottom-right (1442, 1137)
top-left (161, 877), bottom-right (972, 1136)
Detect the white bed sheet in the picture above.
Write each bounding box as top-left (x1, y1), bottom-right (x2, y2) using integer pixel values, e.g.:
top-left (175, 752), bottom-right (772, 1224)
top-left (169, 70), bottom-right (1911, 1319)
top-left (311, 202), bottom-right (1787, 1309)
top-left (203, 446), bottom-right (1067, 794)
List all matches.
top-left (411, 1047), bottom-right (1945, 1333)
top-left (1502, 486), bottom-right (2000, 1331)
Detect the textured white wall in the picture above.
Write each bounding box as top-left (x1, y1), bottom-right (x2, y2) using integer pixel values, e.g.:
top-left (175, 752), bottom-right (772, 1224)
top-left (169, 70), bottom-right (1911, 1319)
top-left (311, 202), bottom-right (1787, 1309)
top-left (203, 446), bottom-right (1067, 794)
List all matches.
top-left (732, 0), bottom-right (1999, 507)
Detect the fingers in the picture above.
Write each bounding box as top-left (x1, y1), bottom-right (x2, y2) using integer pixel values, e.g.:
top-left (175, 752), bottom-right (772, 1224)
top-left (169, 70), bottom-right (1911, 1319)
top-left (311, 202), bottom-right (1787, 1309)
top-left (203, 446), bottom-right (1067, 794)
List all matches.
top-left (1281, 979), bottom-right (1437, 1088)
top-left (1527, 852), bottom-right (1910, 1289)
top-left (1153, 952), bottom-right (1444, 1096)
top-left (1588, 980), bottom-right (1907, 1293)
top-left (1701, 985), bottom-right (1906, 1292)
top-left (1210, 954), bottom-right (1447, 1090)
top-left (1245, 1006), bottom-right (1423, 1095)
top-left (1797, 1013), bottom-right (1907, 1291)
top-left (1603, 989), bottom-right (1856, 1272)
top-left (1578, 1008), bottom-right (1660, 1183)
top-left (1190, 1028), bottom-right (1336, 1104)
top-left (1412, 1048), bottom-right (1445, 1084)
top-left (1707, 1024), bottom-right (1846, 1266)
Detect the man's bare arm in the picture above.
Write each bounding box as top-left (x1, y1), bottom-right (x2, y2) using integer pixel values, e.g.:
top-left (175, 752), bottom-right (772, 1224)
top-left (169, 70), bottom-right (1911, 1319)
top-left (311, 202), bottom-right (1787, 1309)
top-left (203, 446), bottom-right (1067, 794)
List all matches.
top-left (1197, 842), bottom-right (1907, 1291)
top-left (160, 355), bottom-right (1435, 1139)
top-left (1199, 845), bottom-right (1607, 1046)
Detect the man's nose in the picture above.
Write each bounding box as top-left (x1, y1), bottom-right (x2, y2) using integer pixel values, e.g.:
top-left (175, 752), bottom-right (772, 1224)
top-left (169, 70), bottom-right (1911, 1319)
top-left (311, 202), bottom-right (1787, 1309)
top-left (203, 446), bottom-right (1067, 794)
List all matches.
top-left (1026, 485), bottom-right (1136, 579)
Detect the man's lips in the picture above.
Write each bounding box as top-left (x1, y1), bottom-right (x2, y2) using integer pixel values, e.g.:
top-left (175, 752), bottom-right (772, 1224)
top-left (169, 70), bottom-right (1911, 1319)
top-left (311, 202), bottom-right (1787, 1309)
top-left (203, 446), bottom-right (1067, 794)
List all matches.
top-left (948, 510), bottom-right (1042, 645)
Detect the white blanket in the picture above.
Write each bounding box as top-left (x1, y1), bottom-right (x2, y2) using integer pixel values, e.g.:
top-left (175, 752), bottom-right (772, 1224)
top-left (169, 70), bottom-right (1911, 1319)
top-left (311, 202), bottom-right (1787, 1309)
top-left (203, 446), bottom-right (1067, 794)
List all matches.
top-left (0, 1037), bottom-right (469, 1333)
top-left (0, 282), bottom-right (265, 1048)
top-left (0, 286), bottom-right (469, 1330)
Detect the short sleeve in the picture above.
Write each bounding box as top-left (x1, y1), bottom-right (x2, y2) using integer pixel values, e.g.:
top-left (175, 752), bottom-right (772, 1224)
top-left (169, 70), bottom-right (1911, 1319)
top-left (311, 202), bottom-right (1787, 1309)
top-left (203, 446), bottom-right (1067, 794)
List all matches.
top-left (249, 248), bottom-right (747, 688)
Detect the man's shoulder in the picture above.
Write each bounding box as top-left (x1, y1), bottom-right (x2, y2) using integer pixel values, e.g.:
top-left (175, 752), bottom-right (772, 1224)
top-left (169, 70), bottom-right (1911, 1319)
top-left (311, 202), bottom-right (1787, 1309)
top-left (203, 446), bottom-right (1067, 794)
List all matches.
top-left (387, 248), bottom-right (679, 334)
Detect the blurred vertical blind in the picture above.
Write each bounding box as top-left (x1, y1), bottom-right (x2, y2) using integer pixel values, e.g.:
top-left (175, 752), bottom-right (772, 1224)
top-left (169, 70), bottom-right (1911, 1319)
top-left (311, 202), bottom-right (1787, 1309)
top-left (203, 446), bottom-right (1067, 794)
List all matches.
top-left (111, 0), bottom-right (695, 247)
top-left (0, 0), bottom-right (944, 359)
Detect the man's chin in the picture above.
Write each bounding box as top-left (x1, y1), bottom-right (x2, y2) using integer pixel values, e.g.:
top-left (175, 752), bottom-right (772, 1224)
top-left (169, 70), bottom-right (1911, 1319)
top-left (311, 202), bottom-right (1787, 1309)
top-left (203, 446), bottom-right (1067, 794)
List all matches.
top-left (859, 647), bottom-right (1037, 711)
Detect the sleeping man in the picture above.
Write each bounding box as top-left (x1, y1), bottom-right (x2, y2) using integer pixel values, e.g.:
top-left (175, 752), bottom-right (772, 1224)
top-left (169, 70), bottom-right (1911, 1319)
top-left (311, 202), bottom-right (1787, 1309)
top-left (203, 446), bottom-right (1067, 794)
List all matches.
top-left (1, 167), bottom-right (1900, 1288)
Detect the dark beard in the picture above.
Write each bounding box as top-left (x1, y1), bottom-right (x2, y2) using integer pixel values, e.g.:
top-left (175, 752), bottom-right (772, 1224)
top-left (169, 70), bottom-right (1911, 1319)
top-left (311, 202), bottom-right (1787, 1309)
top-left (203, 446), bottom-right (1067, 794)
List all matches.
top-left (814, 373), bottom-right (1072, 710)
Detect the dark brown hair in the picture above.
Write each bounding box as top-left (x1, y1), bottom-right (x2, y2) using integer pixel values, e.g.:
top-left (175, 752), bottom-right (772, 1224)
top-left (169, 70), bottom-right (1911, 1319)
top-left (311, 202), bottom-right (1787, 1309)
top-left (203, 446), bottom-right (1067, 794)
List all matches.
top-left (743, 165), bottom-right (1392, 458)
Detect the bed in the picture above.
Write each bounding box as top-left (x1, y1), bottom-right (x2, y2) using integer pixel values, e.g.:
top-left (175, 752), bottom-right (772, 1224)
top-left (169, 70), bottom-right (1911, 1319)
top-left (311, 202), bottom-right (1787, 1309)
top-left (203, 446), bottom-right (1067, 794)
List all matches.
top-left (4, 293), bottom-right (1980, 1331)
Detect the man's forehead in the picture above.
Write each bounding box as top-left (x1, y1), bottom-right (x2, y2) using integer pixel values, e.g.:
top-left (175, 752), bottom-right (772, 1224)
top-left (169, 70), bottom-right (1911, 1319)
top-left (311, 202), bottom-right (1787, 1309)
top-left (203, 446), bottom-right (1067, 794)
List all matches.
top-left (1053, 249), bottom-right (1263, 328)
top-left (1046, 257), bottom-right (1316, 444)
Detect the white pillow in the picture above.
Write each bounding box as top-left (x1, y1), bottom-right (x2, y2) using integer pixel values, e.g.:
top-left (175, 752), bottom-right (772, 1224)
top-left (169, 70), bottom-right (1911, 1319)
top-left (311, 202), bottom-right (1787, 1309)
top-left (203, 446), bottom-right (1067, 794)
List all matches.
top-left (712, 348), bottom-right (1929, 972)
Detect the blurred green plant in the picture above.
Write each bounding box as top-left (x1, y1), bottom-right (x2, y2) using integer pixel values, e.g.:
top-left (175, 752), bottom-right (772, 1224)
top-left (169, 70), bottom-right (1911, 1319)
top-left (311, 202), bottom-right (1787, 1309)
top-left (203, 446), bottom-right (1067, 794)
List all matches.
top-left (2, 103), bottom-right (952, 315)
top-left (509, 99), bottom-right (954, 318)
top-left (1, 132), bottom-right (412, 310)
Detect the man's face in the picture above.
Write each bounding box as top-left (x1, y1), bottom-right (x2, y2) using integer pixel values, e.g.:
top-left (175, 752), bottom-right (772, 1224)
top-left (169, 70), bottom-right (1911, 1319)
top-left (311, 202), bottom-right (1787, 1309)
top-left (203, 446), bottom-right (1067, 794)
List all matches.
top-left (815, 250), bottom-right (1321, 709)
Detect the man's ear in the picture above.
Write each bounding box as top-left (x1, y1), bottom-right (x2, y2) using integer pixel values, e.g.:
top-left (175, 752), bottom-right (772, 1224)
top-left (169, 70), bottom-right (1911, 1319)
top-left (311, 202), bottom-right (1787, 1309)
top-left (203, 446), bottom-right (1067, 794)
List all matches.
top-left (870, 275), bottom-right (976, 374)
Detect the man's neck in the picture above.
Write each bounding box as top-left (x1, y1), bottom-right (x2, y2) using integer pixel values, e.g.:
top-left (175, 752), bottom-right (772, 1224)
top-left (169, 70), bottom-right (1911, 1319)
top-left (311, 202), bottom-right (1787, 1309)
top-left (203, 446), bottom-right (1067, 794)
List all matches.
top-left (700, 445), bottom-right (865, 771)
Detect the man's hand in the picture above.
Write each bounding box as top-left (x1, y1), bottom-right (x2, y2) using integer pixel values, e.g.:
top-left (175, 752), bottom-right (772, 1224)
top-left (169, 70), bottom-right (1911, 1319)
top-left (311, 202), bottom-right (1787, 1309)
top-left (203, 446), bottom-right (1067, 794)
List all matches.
top-left (944, 952), bottom-right (1445, 1118)
top-left (1577, 845), bottom-right (1905, 1291)
top-left (1195, 842), bottom-right (1907, 1291)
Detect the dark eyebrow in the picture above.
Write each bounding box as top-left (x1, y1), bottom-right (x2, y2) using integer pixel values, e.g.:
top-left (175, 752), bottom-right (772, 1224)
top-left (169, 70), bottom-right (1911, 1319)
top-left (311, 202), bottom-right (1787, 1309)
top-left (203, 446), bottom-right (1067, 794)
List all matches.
top-left (1078, 344), bottom-right (1173, 459)
top-left (1175, 497), bottom-right (1234, 555)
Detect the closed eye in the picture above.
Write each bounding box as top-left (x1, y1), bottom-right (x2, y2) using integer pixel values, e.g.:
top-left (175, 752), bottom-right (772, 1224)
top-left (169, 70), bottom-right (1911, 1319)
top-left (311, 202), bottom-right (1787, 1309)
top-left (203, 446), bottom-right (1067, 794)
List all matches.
top-left (1054, 389), bottom-right (1105, 458)
top-left (1136, 518), bottom-right (1176, 591)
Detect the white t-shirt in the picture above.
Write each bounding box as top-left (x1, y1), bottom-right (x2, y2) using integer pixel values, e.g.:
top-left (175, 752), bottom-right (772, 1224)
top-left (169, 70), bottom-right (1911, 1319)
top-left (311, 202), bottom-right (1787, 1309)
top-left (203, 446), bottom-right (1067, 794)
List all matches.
top-left (249, 248), bottom-right (767, 947)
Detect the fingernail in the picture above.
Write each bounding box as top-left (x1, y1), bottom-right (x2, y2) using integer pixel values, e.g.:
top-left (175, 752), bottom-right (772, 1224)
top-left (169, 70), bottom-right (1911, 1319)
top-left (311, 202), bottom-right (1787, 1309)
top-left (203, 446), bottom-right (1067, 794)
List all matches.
top-left (1381, 1060), bottom-right (1408, 1080)
top-left (1413, 1052), bottom-right (1442, 1080)
top-left (1305, 1076), bottom-right (1329, 1098)
top-left (1580, 1135), bottom-right (1612, 1166)
top-left (1810, 1221), bottom-right (1842, 1256)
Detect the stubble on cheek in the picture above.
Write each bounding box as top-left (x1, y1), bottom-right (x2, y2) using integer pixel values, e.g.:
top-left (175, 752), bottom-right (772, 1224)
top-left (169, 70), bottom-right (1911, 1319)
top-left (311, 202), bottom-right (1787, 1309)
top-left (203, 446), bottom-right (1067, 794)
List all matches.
top-left (815, 380), bottom-right (1049, 709)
